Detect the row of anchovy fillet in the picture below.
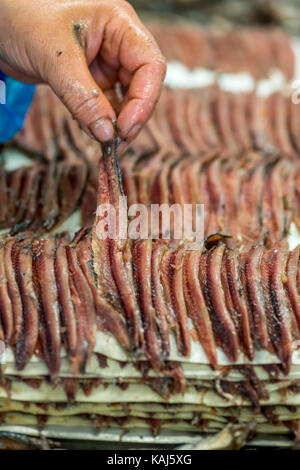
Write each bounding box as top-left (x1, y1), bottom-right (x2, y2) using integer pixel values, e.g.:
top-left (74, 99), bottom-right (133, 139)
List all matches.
top-left (0, 27), bottom-right (299, 379)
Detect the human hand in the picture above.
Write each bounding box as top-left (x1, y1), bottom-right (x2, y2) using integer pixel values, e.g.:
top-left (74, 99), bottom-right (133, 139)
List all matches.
top-left (0, 0), bottom-right (166, 145)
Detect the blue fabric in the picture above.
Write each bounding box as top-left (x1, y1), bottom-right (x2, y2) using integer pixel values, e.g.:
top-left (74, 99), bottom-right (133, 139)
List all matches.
top-left (0, 71), bottom-right (35, 143)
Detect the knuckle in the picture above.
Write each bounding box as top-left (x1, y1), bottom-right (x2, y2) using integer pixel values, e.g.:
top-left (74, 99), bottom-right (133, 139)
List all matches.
top-left (63, 89), bottom-right (104, 124)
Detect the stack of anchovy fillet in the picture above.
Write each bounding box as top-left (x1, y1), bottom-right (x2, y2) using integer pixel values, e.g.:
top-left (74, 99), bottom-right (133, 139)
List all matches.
top-left (0, 26), bottom-right (300, 448)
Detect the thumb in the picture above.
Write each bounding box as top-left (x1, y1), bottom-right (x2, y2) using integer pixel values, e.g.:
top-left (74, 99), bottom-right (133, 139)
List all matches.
top-left (45, 47), bottom-right (116, 142)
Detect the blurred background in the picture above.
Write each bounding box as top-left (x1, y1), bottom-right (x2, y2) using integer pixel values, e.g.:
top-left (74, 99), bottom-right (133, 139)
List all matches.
top-left (130, 0), bottom-right (300, 34)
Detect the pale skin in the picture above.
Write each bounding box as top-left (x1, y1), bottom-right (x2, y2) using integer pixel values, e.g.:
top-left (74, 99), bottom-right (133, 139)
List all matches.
top-left (0, 0), bottom-right (166, 148)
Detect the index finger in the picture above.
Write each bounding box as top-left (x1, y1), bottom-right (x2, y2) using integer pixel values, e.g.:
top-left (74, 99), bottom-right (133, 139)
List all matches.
top-left (116, 18), bottom-right (166, 141)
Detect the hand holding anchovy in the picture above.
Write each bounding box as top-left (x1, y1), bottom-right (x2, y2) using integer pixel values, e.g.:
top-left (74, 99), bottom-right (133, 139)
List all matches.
top-left (0, 0), bottom-right (166, 148)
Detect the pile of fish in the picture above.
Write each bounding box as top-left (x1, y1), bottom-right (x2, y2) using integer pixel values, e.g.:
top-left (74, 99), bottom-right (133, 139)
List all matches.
top-left (0, 26), bottom-right (300, 448)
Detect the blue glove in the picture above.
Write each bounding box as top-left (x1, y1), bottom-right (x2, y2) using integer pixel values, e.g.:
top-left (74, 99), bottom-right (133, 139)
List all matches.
top-left (0, 71), bottom-right (35, 143)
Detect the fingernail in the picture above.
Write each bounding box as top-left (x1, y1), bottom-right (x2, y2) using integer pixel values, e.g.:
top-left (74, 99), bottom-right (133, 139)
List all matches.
top-left (89, 118), bottom-right (114, 142)
top-left (126, 123), bottom-right (142, 141)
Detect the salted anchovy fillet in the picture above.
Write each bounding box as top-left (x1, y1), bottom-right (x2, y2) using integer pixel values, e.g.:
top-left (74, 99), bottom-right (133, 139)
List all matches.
top-left (205, 244), bottom-right (240, 361)
top-left (212, 87), bottom-right (238, 155)
top-left (185, 93), bottom-right (208, 152)
top-left (169, 247), bottom-right (191, 357)
top-left (59, 162), bottom-right (88, 223)
top-left (33, 238), bottom-right (61, 381)
top-left (65, 245), bottom-right (96, 373)
top-left (151, 243), bottom-right (170, 357)
top-left (205, 158), bottom-right (226, 235)
top-left (0, 241), bottom-right (14, 345)
top-left (160, 248), bottom-right (181, 350)
top-left (4, 240), bottom-right (23, 350)
top-left (75, 237), bottom-right (130, 352)
top-left (166, 89), bottom-right (198, 155)
top-left (286, 246), bottom-right (300, 329)
top-left (91, 158), bottom-right (123, 315)
top-left (40, 162), bottom-right (62, 230)
top-left (132, 239), bottom-right (162, 369)
top-left (10, 166), bottom-right (42, 234)
top-left (221, 159), bottom-right (243, 241)
top-left (221, 248), bottom-right (253, 358)
top-left (261, 242), bottom-right (294, 372)
top-left (183, 249), bottom-right (217, 368)
top-left (54, 235), bottom-right (77, 362)
top-left (225, 249), bottom-right (254, 360)
top-left (101, 142), bottom-right (144, 354)
top-left (229, 93), bottom-right (251, 151)
top-left (12, 240), bottom-right (39, 370)
top-left (5, 168), bottom-right (24, 228)
top-left (240, 246), bottom-right (271, 351)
